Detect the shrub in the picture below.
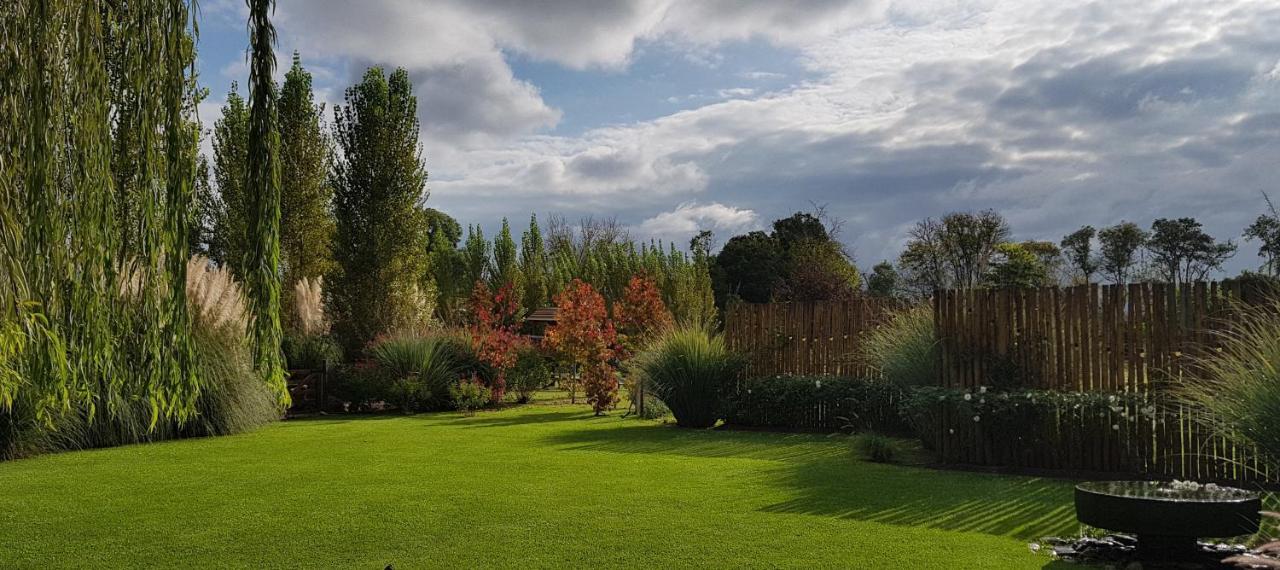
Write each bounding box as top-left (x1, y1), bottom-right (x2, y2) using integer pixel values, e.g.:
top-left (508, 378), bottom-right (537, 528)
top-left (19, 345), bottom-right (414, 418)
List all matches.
top-left (726, 376), bottom-right (910, 433)
top-left (582, 364), bottom-right (619, 415)
top-left (507, 346), bottom-right (552, 403)
top-left (1181, 296), bottom-right (1280, 460)
top-left (369, 333), bottom-right (462, 412)
top-left (283, 333), bottom-right (342, 370)
top-left (855, 433), bottom-right (897, 463)
top-left (450, 378), bottom-right (492, 416)
top-left (862, 304), bottom-right (936, 387)
top-left (545, 279), bottom-right (616, 406)
top-left (635, 327), bottom-right (744, 428)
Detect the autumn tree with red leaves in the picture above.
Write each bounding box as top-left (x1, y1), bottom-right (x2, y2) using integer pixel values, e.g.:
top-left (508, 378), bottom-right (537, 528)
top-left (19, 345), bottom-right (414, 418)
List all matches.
top-left (545, 279), bottom-right (618, 413)
top-left (612, 274), bottom-right (674, 361)
top-left (468, 280), bottom-right (527, 402)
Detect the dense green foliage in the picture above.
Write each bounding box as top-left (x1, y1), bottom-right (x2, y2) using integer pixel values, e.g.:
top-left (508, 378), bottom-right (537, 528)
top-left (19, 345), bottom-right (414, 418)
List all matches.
top-left (726, 376), bottom-right (910, 434)
top-left (0, 404), bottom-right (1075, 568)
top-left (713, 211), bottom-right (860, 305)
top-left (277, 53), bottom-right (336, 320)
top-left (855, 433), bottom-right (899, 463)
top-left (635, 327), bottom-right (744, 428)
top-left (329, 67), bottom-right (432, 355)
top-left (1097, 221), bottom-right (1147, 284)
top-left (209, 85), bottom-right (251, 270)
top-left (1245, 195), bottom-right (1280, 277)
top-left (1147, 217), bottom-right (1237, 284)
top-left (244, 0), bottom-right (288, 406)
top-left (0, 0), bottom-right (288, 457)
top-left (370, 333), bottom-right (461, 412)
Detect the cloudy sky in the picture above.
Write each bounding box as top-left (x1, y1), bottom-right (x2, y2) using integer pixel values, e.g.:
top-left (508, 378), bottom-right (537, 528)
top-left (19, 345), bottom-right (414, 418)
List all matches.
top-left (196, 0), bottom-right (1280, 273)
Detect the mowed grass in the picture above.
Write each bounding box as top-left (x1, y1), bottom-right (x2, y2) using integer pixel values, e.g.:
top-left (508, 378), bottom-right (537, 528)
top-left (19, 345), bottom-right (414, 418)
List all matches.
top-left (0, 397), bottom-right (1080, 569)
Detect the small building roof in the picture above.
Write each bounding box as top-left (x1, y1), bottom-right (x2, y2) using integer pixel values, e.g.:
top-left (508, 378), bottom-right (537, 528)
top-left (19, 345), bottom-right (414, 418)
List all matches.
top-left (525, 307), bottom-right (559, 323)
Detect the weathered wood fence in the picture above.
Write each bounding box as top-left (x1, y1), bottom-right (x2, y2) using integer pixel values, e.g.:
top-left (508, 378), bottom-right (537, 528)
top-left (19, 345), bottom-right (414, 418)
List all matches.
top-left (722, 281), bottom-right (1280, 483)
top-left (932, 281), bottom-right (1270, 391)
top-left (723, 298), bottom-right (901, 378)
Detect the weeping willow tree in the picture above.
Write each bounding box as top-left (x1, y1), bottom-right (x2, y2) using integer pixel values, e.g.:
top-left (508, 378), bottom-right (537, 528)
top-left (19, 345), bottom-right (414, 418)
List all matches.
top-left (0, 0), bottom-right (284, 457)
top-left (242, 0), bottom-right (288, 405)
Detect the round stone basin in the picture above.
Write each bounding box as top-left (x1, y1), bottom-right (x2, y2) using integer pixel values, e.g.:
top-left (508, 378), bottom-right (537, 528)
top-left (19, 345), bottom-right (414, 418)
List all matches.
top-left (1075, 481), bottom-right (1261, 559)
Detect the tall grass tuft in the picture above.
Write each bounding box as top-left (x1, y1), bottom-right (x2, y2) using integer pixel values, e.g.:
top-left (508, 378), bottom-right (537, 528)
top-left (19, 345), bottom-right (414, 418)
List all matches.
top-left (862, 304), bottom-right (937, 387)
top-left (370, 333), bottom-right (462, 411)
top-left (1181, 297), bottom-right (1280, 464)
top-left (634, 326), bottom-right (744, 428)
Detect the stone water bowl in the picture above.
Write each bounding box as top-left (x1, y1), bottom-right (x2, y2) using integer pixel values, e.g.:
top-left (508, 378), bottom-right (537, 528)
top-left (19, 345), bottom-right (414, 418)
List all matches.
top-left (1075, 481), bottom-right (1261, 560)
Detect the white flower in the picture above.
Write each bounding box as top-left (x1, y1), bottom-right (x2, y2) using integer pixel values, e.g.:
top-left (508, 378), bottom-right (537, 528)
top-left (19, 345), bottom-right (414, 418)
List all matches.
top-left (1108, 395), bottom-right (1116, 403)
top-left (973, 415), bottom-right (981, 422)
top-left (979, 398), bottom-right (986, 404)
top-left (979, 387), bottom-right (988, 394)
top-left (1112, 424), bottom-right (1119, 431)
top-left (815, 380), bottom-right (822, 388)
top-left (747, 389), bottom-right (752, 395)
top-left (948, 428), bottom-right (955, 434)
top-left (963, 393), bottom-right (973, 401)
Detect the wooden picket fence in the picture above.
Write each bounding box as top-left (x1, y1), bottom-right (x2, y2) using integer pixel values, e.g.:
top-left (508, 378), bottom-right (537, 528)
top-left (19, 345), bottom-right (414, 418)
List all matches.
top-left (723, 298), bottom-right (902, 378)
top-left (722, 281), bottom-right (1280, 483)
top-left (932, 281), bottom-right (1272, 392)
top-left (930, 280), bottom-right (1278, 483)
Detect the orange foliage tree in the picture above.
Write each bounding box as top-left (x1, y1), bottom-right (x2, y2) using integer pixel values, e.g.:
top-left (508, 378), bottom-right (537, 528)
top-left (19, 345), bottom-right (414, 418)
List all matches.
top-left (612, 274), bottom-right (673, 361)
top-left (545, 279), bottom-right (618, 414)
top-left (468, 280), bottom-right (527, 402)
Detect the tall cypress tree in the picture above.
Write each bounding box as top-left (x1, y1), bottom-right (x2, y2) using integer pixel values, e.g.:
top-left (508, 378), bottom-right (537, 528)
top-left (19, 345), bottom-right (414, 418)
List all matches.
top-left (330, 67), bottom-right (430, 355)
top-left (244, 0), bottom-right (287, 404)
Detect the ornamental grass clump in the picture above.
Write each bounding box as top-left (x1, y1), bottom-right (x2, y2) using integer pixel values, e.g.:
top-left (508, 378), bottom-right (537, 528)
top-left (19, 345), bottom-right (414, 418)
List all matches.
top-left (1180, 297), bottom-right (1280, 463)
top-left (635, 326), bottom-right (745, 428)
top-left (370, 333), bottom-right (462, 412)
top-left (862, 303), bottom-right (937, 387)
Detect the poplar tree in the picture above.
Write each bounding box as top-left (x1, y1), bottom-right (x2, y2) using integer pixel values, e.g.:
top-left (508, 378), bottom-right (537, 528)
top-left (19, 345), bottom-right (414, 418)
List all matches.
top-left (277, 53), bottom-right (335, 291)
top-left (329, 67), bottom-right (430, 354)
top-left (520, 214), bottom-right (549, 309)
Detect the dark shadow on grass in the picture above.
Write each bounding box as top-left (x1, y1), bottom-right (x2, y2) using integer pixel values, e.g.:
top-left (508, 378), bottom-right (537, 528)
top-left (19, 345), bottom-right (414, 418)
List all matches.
top-left (545, 423), bottom-right (1078, 541)
top-left (451, 409), bottom-right (595, 429)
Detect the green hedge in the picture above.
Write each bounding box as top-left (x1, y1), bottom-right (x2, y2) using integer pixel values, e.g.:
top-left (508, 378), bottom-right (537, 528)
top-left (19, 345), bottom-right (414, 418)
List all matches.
top-left (725, 376), bottom-right (910, 433)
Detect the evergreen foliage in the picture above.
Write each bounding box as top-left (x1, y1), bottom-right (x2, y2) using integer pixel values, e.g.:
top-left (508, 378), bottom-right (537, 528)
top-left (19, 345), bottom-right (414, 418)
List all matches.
top-left (329, 66), bottom-right (431, 355)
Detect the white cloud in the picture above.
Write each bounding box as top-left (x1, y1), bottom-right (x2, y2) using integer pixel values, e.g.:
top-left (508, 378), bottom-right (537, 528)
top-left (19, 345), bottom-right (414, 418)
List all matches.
top-left (637, 202), bottom-right (762, 240)
top-left (262, 0), bottom-right (1279, 272)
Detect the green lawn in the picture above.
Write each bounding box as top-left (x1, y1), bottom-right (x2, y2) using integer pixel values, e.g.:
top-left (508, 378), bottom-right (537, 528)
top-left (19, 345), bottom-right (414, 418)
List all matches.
top-left (0, 397), bottom-right (1080, 568)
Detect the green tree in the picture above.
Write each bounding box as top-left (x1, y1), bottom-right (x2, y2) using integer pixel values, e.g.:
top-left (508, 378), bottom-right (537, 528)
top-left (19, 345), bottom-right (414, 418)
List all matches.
top-left (210, 84), bottom-right (251, 271)
top-left (277, 53), bottom-right (335, 291)
top-left (492, 218), bottom-right (521, 298)
top-left (986, 242), bottom-right (1049, 289)
top-left (1060, 226), bottom-right (1098, 283)
top-left (1098, 222), bottom-right (1148, 284)
top-left (899, 210), bottom-right (1010, 291)
top-left (462, 225), bottom-right (490, 290)
top-left (712, 231), bottom-right (782, 304)
top-left (1244, 194), bottom-right (1280, 277)
top-left (520, 214), bottom-right (549, 309)
top-left (329, 67), bottom-right (431, 355)
top-left (422, 208), bottom-right (466, 322)
top-left (1147, 218), bottom-right (1236, 284)
top-left (866, 261), bottom-right (900, 298)
top-left (244, 0), bottom-right (287, 404)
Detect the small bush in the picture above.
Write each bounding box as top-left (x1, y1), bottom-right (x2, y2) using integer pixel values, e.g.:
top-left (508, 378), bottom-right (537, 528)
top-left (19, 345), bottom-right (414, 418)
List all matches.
top-left (326, 364), bottom-right (387, 412)
top-left (450, 378), bottom-right (492, 416)
top-left (855, 433), bottom-right (897, 463)
top-left (507, 346), bottom-right (552, 403)
top-left (635, 326), bottom-right (744, 428)
top-left (283, 333), bottom-right (342, 370)
top-left (862, 304), bottom-right (936, 387)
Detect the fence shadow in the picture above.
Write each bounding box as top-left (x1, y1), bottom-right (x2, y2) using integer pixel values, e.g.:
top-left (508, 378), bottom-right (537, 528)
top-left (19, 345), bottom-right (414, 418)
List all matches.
top-left (544, 423), bottom-right (1078, 541)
